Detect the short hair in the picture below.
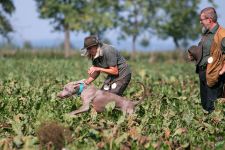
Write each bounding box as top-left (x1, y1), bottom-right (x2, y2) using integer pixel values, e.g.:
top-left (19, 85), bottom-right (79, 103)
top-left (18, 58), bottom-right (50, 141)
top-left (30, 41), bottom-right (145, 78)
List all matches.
top-left (200, 7), bottom-right (217, 22)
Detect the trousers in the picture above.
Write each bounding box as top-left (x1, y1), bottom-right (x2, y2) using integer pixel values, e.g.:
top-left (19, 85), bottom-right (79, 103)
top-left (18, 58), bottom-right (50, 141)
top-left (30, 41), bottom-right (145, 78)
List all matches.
top-left (101, 73), bottom-right (131, 96)
top-left (198, 68), bottom-right (224, 112)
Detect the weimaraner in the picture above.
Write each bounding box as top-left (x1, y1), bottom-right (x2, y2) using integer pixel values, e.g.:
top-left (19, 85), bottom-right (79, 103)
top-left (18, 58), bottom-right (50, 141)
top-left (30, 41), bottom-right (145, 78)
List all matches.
top-left (57, 79), bottom-right (146, 115)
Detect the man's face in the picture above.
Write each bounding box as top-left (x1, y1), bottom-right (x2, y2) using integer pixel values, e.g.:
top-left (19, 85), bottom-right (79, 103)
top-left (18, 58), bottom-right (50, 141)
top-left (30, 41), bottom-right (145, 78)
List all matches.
top-left (200, 13), bottom-right (211, 31)
top-left (87, 45), bottom-right (97, 56)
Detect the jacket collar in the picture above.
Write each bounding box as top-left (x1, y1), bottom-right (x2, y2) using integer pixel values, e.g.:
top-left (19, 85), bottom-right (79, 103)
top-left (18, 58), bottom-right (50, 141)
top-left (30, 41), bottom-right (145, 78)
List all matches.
top-left (209, 23), bottom-right (219, 34)
top-left (93, 45), bottom-right (103, 59)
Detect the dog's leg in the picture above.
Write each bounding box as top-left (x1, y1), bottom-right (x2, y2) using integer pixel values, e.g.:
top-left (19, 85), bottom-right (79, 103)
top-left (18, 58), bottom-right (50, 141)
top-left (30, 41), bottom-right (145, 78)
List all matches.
top-left (69, 95), bottom-right (95, 115)
top-left (128, 108), bottom-right (134, 114)
top-left (69, 104), bottom-right (90, 115)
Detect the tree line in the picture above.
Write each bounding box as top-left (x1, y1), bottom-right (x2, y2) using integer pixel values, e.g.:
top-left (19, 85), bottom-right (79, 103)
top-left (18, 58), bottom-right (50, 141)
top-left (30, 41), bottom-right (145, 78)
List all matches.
top-left (0, 0), bottom-right (214, 56)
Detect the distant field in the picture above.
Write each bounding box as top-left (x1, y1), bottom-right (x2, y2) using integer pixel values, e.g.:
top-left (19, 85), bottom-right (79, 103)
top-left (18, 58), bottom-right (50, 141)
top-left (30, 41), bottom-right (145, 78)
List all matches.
top-left (0, 52), bottom-right (224, 149)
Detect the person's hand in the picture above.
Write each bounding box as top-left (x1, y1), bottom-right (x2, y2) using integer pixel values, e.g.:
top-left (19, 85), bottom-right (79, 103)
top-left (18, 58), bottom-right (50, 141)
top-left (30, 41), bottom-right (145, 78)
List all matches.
top-left (187, 52), bottom-right (194, 61)
top-left (219, 64), bottom-right (225, 75)
top-left (88, 66), bottom-right (101, 75)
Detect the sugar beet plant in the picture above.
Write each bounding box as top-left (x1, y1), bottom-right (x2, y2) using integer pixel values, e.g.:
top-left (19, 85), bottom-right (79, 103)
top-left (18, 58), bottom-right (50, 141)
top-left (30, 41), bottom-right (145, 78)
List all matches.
top-left (0, 54), bottom-right (224, 149)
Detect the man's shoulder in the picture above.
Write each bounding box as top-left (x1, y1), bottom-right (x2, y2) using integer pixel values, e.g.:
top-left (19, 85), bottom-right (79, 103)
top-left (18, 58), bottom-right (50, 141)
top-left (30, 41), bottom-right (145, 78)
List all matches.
top-left (218, 26), bottom-right (225, 35)
top-left (101, 43), bottom-right (117, 54)
top-left (213, 25), bottom-right (225, 42)
top-left (101, 43), bottom-right (116, 50)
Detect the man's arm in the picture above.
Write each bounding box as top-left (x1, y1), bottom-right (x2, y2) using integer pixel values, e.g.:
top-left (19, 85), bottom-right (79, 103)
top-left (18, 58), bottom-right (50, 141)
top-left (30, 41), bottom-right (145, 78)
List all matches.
top-left (219, 37), bottom-right (225, 75)
top-left (221, 37), bottom-right (225, 54)
top-left (84, 71), bottom-right (100, 85)
top-left (88, 66), bottom-right (119, 76)
top-left (99, 66), bottom-right (118, 75)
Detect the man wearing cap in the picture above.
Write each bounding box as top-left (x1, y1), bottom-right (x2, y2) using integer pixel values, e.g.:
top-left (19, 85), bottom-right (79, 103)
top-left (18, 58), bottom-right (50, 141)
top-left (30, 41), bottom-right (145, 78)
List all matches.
top-left (188, 7), bottom-right (225, 114)
top-left (81, 35), bottom-right (131, 96)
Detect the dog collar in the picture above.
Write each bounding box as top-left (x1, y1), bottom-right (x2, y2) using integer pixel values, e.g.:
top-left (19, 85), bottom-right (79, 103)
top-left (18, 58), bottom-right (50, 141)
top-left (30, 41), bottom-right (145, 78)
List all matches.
top-left (77, 83), bottom-right (84, 96)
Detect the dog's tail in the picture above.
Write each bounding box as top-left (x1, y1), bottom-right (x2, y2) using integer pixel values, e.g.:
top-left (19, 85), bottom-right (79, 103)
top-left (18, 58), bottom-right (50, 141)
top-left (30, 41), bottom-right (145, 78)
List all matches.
top-left (133, 82), bottom-right (148, 105)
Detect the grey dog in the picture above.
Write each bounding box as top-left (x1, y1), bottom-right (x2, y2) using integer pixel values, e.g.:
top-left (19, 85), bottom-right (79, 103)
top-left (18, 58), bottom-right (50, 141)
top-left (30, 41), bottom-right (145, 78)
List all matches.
top-left (57, 80), bottom-right (146, 115)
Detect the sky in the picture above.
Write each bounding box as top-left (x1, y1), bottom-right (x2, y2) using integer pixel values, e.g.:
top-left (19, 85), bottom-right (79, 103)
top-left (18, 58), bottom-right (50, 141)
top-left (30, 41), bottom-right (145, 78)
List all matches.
top-left (5, 0), bottom-right (225, 51)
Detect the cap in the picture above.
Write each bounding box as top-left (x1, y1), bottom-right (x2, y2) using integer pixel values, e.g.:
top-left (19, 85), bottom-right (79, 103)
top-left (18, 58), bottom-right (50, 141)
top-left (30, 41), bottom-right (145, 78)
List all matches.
top-left (188, 45), bottom-right (202, 65)
top-left (81, 35), bottom-right (99, 50)
top-left (80, 35), bottom-right (99, 56)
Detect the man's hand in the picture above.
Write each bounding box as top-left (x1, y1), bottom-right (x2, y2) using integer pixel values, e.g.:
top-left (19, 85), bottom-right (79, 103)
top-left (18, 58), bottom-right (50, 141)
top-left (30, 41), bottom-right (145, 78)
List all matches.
top-left (85, 69), bottom-right (100, 85)
top-left (88, 66), bottom-right (101, 75)
top-left (187, 52), bottom-right (194, 61)
top-left (219, 64), bottom-right (225, 75)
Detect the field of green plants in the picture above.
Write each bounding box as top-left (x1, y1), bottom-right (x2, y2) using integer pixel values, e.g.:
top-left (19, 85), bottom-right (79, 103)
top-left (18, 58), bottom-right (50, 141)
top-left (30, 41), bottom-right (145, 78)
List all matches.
top-left (0, 52), bottom-right (224, 149)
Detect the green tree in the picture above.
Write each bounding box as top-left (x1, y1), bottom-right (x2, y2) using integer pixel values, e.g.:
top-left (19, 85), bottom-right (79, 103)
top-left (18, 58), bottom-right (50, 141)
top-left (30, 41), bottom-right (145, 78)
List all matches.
top-left (115, 0), bottom-right (159, 54)
top-left (35, 0), bottom-right (88, 57)
top-left (23, 40), bottom-right (33, 49)
top-left (154, 0), bottom-right (215, 49)
top-left (80, 0), bottom-right (119, 37)
top-left (35, 0), bottom-right (119, 57)
top-left (0, 0), bottom-right (15, 41)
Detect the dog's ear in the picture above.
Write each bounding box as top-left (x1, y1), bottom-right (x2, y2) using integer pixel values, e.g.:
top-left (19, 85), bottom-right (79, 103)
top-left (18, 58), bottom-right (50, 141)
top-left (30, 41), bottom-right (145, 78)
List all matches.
top-left (65, 82), bottom-right (77, 87)
top-left (77, 79), bottom-right (86, 84)
top-left (73, 84), bottom-right (80, 90)
top-left (70, 79), bottom-right (85, 85)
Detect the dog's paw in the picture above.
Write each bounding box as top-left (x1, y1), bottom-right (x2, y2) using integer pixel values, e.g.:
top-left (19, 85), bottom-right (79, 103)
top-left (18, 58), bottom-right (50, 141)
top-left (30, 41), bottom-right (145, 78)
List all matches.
top-left (63, 114), bottom-right (74, 122)
top-left (68, 111), bottom-right (79, 117)
top-left (64, 113), bottom-right (77, 119)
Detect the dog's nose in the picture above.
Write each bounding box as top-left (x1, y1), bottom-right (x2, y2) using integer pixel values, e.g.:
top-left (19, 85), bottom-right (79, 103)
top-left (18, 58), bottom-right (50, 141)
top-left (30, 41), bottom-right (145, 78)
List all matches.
top-left (57, 92), bottom-right (63, 98)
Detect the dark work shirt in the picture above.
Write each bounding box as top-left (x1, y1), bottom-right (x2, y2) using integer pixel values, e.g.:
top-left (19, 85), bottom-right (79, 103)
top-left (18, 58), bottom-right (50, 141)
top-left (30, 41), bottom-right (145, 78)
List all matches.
top-left (92, 44), bottom-right (131, 80)
top-left (198, 24), bottom-right (219, 66)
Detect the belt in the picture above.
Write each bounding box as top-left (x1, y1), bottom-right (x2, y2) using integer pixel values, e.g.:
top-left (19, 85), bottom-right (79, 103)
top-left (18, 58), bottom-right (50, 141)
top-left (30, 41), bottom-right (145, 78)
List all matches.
top-left (198, 64), bottom-right (207, 71)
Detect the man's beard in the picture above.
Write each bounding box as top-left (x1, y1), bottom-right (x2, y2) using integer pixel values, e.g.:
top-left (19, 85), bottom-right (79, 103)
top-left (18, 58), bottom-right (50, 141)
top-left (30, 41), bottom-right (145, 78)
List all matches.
top-left (202, 26), bottom-right (209, 34)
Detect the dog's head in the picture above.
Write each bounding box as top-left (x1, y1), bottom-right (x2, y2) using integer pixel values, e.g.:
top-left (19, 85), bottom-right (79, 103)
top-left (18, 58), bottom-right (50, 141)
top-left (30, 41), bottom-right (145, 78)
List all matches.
top-left (57, 79), bottom-right (85, 99)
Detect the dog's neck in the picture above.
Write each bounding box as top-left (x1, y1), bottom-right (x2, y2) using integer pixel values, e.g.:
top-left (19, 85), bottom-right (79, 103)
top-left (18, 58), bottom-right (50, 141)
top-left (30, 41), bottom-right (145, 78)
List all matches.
top-left (77, 83), bottom-right (95, 96)
top-left (76, 83), bottom-right (85, 96)
top-left (80, 84), bottom-right (98, 97)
